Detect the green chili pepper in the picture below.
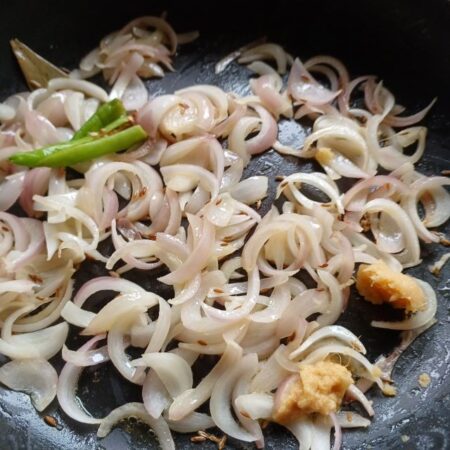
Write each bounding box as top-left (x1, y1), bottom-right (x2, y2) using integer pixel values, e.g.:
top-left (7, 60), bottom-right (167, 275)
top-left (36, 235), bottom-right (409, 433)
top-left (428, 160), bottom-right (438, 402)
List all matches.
top-left (10, 114), bottom-right (134, 167)
top-left (71, 98), bottom-right (126, 140)
top-left (32, 125), bottom-right (147, 167)
top-left (10, 135), bottom-right (93, 167)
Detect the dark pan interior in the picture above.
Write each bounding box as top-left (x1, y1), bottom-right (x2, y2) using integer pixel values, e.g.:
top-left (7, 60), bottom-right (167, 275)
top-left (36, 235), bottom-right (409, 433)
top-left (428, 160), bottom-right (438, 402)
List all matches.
top-left (0, 1), bottom-right (449, 449)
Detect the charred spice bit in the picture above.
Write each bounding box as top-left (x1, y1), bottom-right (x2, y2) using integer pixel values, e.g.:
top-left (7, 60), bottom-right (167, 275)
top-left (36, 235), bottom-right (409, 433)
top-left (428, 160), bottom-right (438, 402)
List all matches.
top-left (441, 169), bottom-right (450, 176)
top-left (44, 415), bottom-right (58, 428)
top-left (287, 332), bottom-right (296, 342)
top-left (215, 198), bottom-right (222, 206)
top-left (275, 175), bottom-right (285, 181)
top-left (197, 340), bottom-right (208, 346)
top-left (148, 234), bottom-right (156, 241)
top-left (213, 288), bottom-right (224, 294)
top-left (319, 263), bottom-right (328, 268)
top-left (132, 186), bottom-right (147, 200)
top-left (28, 274), bottom-right (43, 283)
top-left (138, 187), bottom-right (148, 198)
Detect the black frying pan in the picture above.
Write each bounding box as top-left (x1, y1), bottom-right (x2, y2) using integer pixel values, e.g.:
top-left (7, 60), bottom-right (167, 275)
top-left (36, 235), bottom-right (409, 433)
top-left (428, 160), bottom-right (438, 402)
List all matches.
top-left (1, 0), bottom-right (449, 449)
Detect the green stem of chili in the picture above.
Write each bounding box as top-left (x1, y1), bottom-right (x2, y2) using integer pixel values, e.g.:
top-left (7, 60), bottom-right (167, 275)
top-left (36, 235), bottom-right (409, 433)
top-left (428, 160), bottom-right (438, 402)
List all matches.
top-left (34, 125), bottom-right (147, 167)
top-left (71, 98), bottom-right (126, 140)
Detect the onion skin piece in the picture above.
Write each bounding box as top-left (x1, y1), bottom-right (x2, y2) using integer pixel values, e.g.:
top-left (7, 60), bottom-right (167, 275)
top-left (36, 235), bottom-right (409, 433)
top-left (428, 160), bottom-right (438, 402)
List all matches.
top-left (0, 359), bottom-right (57, 411)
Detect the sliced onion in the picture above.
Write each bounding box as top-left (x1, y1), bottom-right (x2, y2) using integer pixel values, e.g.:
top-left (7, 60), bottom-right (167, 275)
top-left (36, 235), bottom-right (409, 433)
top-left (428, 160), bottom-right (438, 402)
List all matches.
top-left (330, 412), bottom-right (342, 450)
top-left (245, 104), bottom-right (278, 155)
top-left (284, 418), bottom-right (313, 450)
top-left (97, 402), bottom-right (175, 450)
top-left (384, 98), bottom-right (436, 127)
top-left (402, 176), bottom-right (450, 243)
top-left (0, 173), bottom-right (25, 212)
top-left (210, 353), bottom-right (258, 442)
top-left (0, 359), bottom-right (57, 411)
top-left (166, 412), bottom-right (215, 433)
top-left (57, 335), bottom-right (105, 424)
top-left (62, 343), bottom-right (109, 367)
top-left (143, 371), bottom-right (171, 419)
top-left (81, 292), bottom-right (159, 335)
top-left (0, 102), bottom-right (15, 121)
top-left (238, 43), bottom-right (291, 74)
top-left (234, 393), bottom-right (274, 420)
top-left (230, 176), bottom-right (268, 205)
top-left (346, 384), bottom-right (374, 416)
top-left (61, 301), bottom-right (96, 328)
top-left (19, 168), bottom-right (51, 217)
top-left (168, 341), bottom-right (242, 420)
top-left (108, 322), bottom-right (145, 384)
top-left (289, 325), bottom-right (366, 360)
top-left (48, 78), bottom-right (109, 102)
top-left (288, 58), bottom-right (340, 105)
top-left (133, 352), bottom-right (193, 397)
top-left (158, 216), bottom-right (215, 285)
top-left (362, 198), bottom-right (421, 267)
top-left (0, 322), bottom-right (68, 360)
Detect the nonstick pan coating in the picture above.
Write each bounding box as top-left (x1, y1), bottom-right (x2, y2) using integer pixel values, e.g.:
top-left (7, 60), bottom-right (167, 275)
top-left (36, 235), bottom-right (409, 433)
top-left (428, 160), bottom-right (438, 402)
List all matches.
top-left (0, 0), bottom-right (449, 449)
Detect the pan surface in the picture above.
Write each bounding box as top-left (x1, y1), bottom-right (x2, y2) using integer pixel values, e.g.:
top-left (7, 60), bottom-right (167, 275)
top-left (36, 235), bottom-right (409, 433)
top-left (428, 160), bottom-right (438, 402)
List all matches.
top-left (0, 0), bottom-right (449, 449)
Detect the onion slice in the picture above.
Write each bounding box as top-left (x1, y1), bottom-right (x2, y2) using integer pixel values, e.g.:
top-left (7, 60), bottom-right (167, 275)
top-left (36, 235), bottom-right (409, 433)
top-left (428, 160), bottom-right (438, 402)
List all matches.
top-left (97, 402), bottom-right (175, 450)
top-left (0, 359), bottom-right (57, 411)
top-left (57, 335), bottom-right (105, 424)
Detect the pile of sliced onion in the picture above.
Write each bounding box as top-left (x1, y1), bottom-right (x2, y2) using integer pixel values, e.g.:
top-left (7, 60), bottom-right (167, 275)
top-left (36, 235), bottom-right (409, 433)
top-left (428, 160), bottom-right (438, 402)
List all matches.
top-left (0, 16), bottom-right (447, 450)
